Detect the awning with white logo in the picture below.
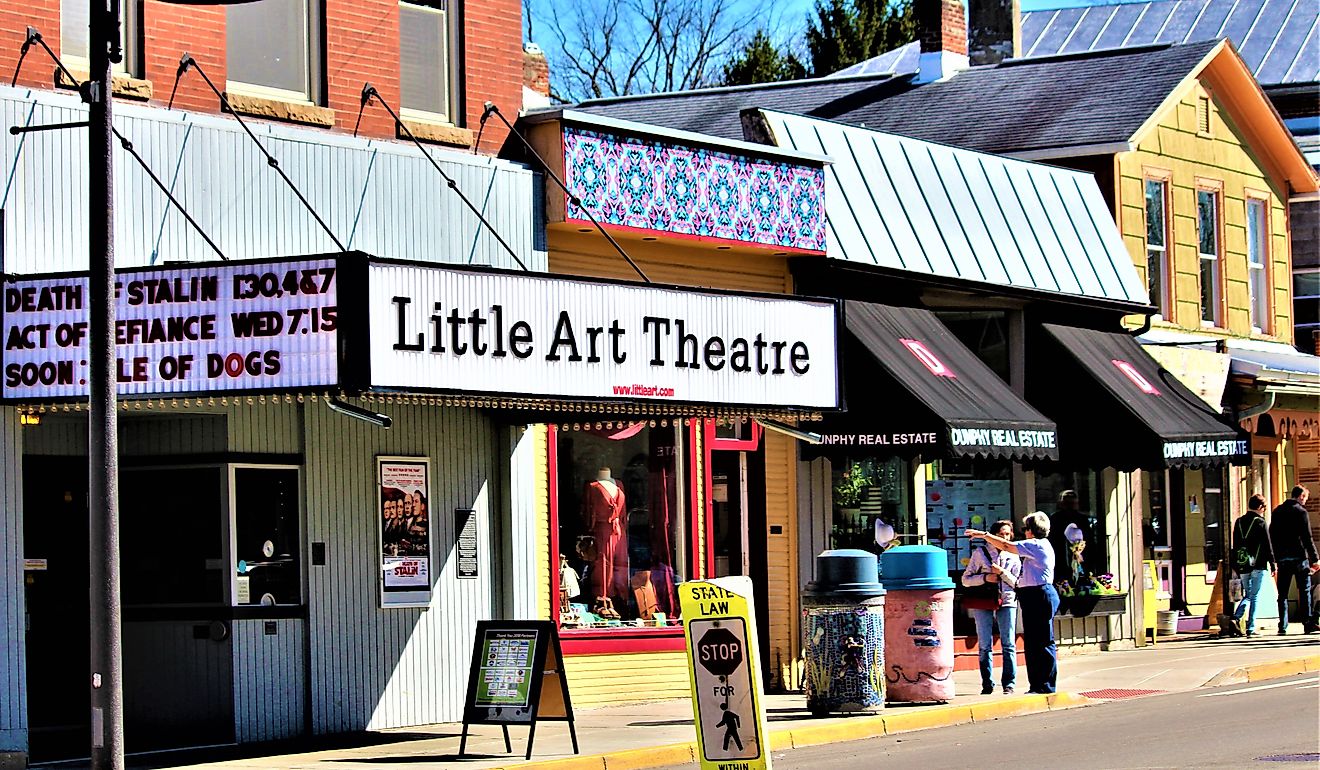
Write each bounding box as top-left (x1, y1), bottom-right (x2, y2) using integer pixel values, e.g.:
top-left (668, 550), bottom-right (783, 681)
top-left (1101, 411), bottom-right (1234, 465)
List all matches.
top-left (805, 302), bottom-right (1059, 461)
top-left (1029, 323), bottom-right (1248, 470)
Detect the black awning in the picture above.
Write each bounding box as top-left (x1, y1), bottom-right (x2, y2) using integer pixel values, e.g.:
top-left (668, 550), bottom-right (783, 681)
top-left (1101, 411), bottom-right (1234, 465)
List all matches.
top-left (807, 302), bottom-right (1059, 461)
top-left (1029, 323), bottom-right (1248, 470)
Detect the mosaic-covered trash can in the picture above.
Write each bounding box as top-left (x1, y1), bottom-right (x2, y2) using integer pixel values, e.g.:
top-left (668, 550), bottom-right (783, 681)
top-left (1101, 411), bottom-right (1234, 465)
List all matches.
top-left (880, 545), bottom-right (955, 703)
top-left (802, 549), bottom-right (886, 715)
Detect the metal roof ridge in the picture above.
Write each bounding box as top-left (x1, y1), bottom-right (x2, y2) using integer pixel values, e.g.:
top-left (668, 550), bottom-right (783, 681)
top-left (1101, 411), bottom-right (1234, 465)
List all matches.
top-left (569, 72), bottom-right (900, 108)
top-left (999, 38), bottom-right (1211, 67)
top-left (759, 109), bottom-right (1099, 180)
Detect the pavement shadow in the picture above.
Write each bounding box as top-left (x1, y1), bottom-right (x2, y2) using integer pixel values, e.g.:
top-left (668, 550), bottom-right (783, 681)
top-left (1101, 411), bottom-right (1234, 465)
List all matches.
top-left (120, 733), bottom-right (463, 770)
top-left (328, 754), bottom-right (513, 763)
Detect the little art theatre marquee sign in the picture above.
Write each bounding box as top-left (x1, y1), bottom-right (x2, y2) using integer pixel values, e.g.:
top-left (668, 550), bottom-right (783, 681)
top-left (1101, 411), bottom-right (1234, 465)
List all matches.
top-left (1, 253), bottom-right (840, 412)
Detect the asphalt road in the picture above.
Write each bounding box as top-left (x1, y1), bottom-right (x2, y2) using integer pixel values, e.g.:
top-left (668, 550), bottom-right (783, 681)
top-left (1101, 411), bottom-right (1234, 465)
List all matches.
top-left (709, 674), bottom-right (1320, 769)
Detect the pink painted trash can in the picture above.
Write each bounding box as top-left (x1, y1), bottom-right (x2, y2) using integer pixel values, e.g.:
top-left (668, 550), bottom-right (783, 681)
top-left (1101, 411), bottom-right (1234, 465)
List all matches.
top-left (880, 545), bottom-right (956, 703)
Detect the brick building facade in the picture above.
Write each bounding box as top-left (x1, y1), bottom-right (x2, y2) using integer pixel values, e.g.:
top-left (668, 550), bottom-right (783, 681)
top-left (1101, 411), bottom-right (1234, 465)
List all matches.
top-left (0, 0), bottom-right (523, 153)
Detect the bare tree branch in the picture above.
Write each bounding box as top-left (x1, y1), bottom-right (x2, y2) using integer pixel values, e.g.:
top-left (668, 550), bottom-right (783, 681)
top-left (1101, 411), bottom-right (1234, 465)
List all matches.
top-left (525, 0), bottom-right (789, 102)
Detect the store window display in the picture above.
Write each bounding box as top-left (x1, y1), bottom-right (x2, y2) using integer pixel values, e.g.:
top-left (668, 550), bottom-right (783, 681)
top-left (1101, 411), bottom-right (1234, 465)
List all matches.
top-left (556, 425), bottom-right (684, 630)
top-left (830, 456), bottom-right (913, 554)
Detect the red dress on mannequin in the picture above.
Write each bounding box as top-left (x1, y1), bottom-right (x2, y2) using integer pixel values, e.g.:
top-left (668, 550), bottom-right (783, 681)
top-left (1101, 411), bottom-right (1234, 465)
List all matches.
top-left (583, 478), bottom-right (627, 607)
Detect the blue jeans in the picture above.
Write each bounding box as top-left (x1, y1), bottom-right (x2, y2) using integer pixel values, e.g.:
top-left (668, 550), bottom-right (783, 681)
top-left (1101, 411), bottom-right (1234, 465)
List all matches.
top-left (1232, 569), bottom-right (1267, 634)
top-left (1017, 584), bottom-right (1059, 693)
top-left (971, 605), bottom-right (1017, 690)
top-left (1276, 559), bottom-right (1315, 632)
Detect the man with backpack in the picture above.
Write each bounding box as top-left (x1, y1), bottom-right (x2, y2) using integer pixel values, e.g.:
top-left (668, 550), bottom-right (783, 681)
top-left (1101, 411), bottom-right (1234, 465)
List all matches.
top-left (1269, 486), bottom-right (1319, 635)
top-left (1221, 494), bottom-right (1275, 637)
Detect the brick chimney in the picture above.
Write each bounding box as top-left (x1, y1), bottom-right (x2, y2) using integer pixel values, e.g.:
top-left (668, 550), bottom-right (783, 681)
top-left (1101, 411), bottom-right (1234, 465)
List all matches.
top-left (523, 43), bottom-right (551, 106)
top-left (915, 0), bottom-right (969, 83)
top-left (968, 0), bottom-right (1023, 66)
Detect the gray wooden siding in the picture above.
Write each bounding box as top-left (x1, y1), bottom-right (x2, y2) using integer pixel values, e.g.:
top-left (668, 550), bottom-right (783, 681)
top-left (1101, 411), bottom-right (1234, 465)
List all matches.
top-left (0, 86), bottom-right (543, 274)
top-left (303, 400), bottom-right (496, 732)
top-left (232, 618), bottom-right (305, 743)
top-left (0, 410), bottom-right (26, 752)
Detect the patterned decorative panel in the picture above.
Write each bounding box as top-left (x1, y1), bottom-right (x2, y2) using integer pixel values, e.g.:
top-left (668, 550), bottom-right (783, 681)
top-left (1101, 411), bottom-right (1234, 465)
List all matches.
top-left (562, 126), bottom-right (826, 252)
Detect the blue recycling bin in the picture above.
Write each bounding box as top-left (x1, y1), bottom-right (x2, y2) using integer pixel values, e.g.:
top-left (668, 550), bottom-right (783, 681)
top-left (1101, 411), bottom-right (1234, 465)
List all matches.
top-left (801, 549), bottom-right (886, 715)
top-left (880, 545), bottom-right (956, 702)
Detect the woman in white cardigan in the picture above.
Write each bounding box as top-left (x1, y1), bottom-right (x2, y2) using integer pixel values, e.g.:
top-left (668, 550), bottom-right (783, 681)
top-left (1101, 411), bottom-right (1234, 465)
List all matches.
top-left (961, 519), bottom-right (1022, 694)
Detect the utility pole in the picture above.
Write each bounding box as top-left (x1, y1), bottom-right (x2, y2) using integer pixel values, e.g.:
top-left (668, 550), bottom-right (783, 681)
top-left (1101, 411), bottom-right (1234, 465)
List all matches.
top-left (87, 0), bottom-right (123, 766)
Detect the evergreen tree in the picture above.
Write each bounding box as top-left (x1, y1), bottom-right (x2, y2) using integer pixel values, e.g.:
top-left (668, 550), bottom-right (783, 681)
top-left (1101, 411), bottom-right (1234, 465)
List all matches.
top-left (722, 30), bottom-right (807, 85)
top-left (804, 0), bottom-right (916, 77)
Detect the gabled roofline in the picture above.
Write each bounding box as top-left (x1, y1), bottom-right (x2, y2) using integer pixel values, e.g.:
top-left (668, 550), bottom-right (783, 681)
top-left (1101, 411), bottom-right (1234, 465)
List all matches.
top-left (566, 71), bottom-right (902, 108)
top-left (1128, 39), bottom-right (1319, 195)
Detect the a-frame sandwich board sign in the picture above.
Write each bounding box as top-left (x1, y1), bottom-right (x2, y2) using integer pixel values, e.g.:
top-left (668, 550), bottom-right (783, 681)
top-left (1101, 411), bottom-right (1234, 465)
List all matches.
top-left (458, 619), bottom-right (578, 760)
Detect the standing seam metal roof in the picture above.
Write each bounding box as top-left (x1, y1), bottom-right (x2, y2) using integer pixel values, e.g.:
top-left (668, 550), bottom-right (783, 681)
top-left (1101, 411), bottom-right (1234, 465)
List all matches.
top-left (1022, 0), bottom-right (1320, 86)
top-left (761, 109), bottom-right (1150, 305)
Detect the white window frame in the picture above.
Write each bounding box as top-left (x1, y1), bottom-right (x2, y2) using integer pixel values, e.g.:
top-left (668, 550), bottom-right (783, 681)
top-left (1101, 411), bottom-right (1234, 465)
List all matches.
top-left (61, 0), bottom-right (137, 76)
top-left (225, 0), bottom-right (322, 105)
top-left (228, 464), bottom-right (306, 609)
top-left (398, 0), bottom-right (459, 125)
top-left (1196, 186), bottom-right (1223, 327)
top-left (1246, 196), bottom-right (1270, 333)
top-left (1143, 177), bottom-right (1171, 319)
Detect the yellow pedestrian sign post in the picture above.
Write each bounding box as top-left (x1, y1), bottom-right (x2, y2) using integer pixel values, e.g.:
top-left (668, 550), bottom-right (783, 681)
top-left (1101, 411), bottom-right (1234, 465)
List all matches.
top-left (679, 576), bottom-right (772, 770)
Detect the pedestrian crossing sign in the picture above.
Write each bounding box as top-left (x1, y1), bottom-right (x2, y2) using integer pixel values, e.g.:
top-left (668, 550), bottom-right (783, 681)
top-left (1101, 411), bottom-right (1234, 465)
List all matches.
top-left (679, 577), bottom-right (772, 770)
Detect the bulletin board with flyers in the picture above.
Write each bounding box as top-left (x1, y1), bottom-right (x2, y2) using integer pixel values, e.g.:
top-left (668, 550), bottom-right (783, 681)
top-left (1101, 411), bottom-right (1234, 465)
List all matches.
top-left (925, 479), bottom-right (1012, 570)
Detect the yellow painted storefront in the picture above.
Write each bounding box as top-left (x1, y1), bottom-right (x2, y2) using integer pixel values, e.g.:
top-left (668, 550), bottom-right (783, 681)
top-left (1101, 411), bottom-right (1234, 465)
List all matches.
top-left (540, 230), bottom-right (811, 704)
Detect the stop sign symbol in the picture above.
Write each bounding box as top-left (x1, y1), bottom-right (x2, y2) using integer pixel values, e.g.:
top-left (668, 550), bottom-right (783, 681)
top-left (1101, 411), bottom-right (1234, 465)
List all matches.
top-left (697, 627), bottom-right (743, 676)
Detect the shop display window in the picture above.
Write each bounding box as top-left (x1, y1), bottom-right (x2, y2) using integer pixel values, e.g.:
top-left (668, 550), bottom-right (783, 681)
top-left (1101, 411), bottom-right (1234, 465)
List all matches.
top-left (830, 456), bottom-right (914, 555)
top-left (1200, 467), bottom-right (1228, 574)
top-left (555, 425), bottom-right (685, 631)
top-left (1036, 470), bottom-right (1111, 589)
top-left (232, 467), bottom-right (303, 607)
top-left (925, 459), bottom-right (1012, 571)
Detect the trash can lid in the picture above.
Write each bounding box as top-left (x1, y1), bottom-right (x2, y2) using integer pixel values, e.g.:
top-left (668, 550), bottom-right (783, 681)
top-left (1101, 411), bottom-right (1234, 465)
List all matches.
top-left (879, 544), bottom-right (955, 591)
top-left (803, 549), bottom-right (886, 598)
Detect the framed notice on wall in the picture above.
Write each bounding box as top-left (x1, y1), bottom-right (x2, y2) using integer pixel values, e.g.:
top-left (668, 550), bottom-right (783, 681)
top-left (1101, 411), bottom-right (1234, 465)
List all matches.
top-left (378, 456), bottom-right (432, 607)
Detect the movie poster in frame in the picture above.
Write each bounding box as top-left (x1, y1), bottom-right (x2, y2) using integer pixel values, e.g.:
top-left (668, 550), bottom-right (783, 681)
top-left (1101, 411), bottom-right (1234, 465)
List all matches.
top-left (378, 456), bottom-right (432, 608)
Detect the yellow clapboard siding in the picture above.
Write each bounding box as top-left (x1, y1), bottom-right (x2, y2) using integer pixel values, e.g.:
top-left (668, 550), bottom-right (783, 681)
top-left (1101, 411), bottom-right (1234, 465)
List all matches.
top-left (564, 651), bottom-right (692, 706)
top-left (1119, 81), bottom-right (1292, 338)
top-left (763, 431), bottom-right (800, 691)
top-left (547, 228), bottom-right (791, 294)
top-left (534, 425), bottom-right (552, 621)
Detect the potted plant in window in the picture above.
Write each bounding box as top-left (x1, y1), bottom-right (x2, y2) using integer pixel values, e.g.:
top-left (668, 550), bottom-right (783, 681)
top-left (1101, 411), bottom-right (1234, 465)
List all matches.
top-left (832, 461), bottom-right (873, 546)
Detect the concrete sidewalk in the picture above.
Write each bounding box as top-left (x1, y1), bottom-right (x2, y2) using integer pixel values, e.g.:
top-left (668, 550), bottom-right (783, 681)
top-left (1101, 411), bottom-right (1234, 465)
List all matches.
top-left (118, 633), bottom-right (1318, 770)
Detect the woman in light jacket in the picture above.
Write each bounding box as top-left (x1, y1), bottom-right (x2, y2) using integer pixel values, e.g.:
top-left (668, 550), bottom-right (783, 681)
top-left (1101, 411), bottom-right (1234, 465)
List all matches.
top-left (966, 511), bottom-right (1059, 694)
top-left (962, 519), bottom-right (1022, 694)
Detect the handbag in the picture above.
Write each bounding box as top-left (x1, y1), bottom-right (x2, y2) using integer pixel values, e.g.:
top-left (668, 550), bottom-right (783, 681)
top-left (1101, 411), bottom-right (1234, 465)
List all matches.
top-left (962, 579), bottom-right (1002, 610)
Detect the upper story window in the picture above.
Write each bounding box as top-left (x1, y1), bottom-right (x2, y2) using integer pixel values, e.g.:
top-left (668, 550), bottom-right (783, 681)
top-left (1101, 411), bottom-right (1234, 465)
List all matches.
top-left (61, 0), bottom-right (137, 76)
top-left (1196, 188), bottom-right (1222, 327)
top-left (227, 0), bottom-right (321, 103)
top-left (1144, 178), bottom-right (1170, 318)
top-left (1246, 198), bottom-right (1270, 333)
top-left (399, 0), bottom-right (456, 123)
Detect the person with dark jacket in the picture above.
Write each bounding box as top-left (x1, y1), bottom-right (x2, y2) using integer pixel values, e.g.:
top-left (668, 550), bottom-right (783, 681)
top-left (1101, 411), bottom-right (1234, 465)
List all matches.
top-left (1221, 494), bottom-right (1275, 637)
top-left (1268, 486), bottom-right (1319, 635)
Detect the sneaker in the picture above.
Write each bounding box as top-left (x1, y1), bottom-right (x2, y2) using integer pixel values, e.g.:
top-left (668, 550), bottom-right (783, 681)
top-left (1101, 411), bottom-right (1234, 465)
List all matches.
top-left (1304, 625), bottom-right (1319, 634)
top-left (1003, 685), bottom-right (1015, 695)
top-left (1278, 628), bottom-right (1288, 635)
top-left (1245, 631), bottom-right (1254, 638)
top-left (981, 684), bottom-right (994, 695)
